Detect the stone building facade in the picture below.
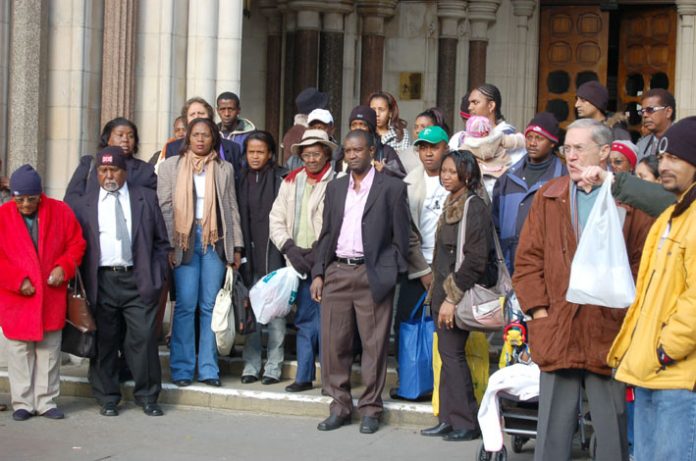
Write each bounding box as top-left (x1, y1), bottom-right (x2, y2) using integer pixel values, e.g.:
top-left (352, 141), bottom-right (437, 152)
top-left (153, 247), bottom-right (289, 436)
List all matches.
top-left (1, 0), bottom-right (695, 197)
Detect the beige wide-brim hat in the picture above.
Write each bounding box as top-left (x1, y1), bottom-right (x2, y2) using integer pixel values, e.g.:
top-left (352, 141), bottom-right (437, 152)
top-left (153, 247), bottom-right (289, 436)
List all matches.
top-left (290, 129), bottom-right (338, 156)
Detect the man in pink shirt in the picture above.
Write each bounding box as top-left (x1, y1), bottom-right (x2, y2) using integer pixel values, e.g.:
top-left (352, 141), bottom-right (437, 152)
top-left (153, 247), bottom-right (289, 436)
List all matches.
top-left (311, 130), bottom-right (411, 434)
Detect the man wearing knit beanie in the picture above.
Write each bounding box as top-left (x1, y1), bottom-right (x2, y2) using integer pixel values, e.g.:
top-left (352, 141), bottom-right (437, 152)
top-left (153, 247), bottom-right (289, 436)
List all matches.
top-left (608, 117), bottom-right (696, 461)
top-left (492, 112), bottom-right (566, 272)
top-left (575, 81), bottom-right (631, 141)
top-left (0, 164), bottom-right (86, 422)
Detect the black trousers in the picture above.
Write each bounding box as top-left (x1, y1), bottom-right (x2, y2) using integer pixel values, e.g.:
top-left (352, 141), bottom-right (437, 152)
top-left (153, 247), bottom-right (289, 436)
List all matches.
top-left (436, 323), bottom-right (479, 431)
top-left (89, 270), bottom-right (162, 405)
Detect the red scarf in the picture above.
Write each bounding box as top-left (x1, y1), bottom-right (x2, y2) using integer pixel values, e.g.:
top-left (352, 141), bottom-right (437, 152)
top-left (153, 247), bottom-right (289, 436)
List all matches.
top-left (284, 162), bottom-right (331, 183)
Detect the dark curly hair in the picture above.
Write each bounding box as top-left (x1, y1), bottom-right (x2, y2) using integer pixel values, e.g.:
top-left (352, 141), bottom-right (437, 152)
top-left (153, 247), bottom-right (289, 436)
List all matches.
top-left (99, 117), bottom-right (140, 154)
top-left (179, 118), bottom-right (221, 155)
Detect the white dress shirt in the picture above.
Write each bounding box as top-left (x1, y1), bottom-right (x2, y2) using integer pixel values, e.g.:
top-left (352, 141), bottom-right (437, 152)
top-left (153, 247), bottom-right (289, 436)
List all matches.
top-left (98, 183), bottom-right (133, 266)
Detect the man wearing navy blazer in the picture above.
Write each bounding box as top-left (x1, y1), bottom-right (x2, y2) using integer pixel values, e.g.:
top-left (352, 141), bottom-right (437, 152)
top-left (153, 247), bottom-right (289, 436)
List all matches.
top-left (66, 147), bottom-right (170, 417)
top-left (310, 130), bottom-right (410, 434)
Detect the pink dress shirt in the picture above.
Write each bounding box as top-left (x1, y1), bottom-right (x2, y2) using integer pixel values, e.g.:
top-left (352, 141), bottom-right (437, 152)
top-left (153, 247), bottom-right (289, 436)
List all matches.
top-left (335, 166), bottom-right (376, 258)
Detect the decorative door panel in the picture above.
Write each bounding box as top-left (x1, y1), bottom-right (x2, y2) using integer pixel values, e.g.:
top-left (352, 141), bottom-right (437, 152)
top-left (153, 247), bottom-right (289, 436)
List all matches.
top-left (538, 6), bottom-right (609, 130)
top-left (618, 7), bottom-right (677, 139)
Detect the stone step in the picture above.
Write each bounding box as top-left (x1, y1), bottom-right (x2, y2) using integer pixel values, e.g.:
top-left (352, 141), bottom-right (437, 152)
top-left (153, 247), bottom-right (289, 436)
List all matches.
top-left (0, 350), bottom-right (438, 427)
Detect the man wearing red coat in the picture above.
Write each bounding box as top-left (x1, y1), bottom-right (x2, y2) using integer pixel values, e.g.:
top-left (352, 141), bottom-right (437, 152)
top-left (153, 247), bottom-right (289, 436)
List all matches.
top-left (0, 165), bottom-right (86, 421)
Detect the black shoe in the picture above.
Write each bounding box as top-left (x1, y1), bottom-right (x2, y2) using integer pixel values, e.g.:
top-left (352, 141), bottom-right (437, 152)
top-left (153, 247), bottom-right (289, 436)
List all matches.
top-left (99, 403), bottom-right (119, 417)
top-left (241, 375), bottom-right (258, 384)
top-left (140, 403), bottom-right (164, 417)
top-left (12, 409), bottom-right (33, 421)
top-left (285, 381), bottom-right (312, 393)
top-left (443, 428), bottom-right (481, 441)
top-left (41, 408), bottom-right (65, 420)
top-left (359, 416), bottom-right (380, 434)
top-left (262, 376), bottom-right (280, 385)
top-left (317, 414), bottom-right (351, 431)
top-left (173, 379), bottom-right (192, 387)
top-left (201, 378), bottom-right (221, 387)
top-left (420, 422), bottom-right (453, 436)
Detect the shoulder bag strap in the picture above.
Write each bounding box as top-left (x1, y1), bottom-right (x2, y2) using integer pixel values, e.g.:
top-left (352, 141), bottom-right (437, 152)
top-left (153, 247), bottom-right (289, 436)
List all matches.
top-left (73, 268), bottom-right (87, 300)
top-left (454, 195), bottom-right (475, 271)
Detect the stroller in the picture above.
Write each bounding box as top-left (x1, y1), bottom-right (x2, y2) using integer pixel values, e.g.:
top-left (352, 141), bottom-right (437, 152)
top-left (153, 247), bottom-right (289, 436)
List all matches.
top-left (476, 318), bottom-right (597, 461)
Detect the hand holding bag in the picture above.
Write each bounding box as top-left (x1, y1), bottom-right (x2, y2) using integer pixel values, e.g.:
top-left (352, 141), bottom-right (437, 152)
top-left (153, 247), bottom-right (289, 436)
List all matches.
top-left (61, 270), bottom-right (97, 358)
top-left (212, 267), bottom-right (236, 356)
top-left (232, 271), bottom-right (256, 335)
top-left (249, 267), bottom-right (304, 324)
top-left (396, 292), bottom-right (435, 399)
top-left (566, 173), bottom-right (636, 308)
top-left (454, 196), bottom-right (509, 332)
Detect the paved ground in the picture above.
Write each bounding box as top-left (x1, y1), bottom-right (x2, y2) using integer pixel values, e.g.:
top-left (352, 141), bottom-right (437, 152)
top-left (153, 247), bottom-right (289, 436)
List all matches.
top-left (0, 395), bottom-right (547, 461)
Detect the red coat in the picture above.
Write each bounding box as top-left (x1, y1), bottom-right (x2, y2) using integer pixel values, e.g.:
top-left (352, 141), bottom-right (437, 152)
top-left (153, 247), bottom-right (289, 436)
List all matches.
top-left (0, 195), bottom-right (86, 341)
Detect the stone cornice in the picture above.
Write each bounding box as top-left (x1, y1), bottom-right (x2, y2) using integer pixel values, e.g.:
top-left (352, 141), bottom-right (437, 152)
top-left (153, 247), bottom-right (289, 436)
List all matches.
top-left (438, 0), bottom-right (468, 20)
top-left (356, 0), bottom-right (398, 18)
top-left (511, 0), bottom-right (536, 19)
top-left (467, 0), bottom-right (501, 40)
top-left (677, 0), bottom-right (696, 16)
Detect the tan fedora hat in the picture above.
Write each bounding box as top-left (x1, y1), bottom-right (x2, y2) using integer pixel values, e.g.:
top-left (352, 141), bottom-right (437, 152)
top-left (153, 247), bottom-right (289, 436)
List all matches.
top-left (291, 129), bottom-right (338, 156)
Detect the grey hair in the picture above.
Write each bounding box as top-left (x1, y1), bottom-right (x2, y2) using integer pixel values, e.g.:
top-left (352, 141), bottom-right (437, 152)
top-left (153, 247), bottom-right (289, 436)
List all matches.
top-left (566, 118), bottom-right (612, 146)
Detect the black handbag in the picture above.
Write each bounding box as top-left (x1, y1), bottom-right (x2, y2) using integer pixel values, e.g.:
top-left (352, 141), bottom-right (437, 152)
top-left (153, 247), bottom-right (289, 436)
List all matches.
top-left (61, 271), bottom-right (97, 358)
top-left (233, 272), bottom-right (257, 335)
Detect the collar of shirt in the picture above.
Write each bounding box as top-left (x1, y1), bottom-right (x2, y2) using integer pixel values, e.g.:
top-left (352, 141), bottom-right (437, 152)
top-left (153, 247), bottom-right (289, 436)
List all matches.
top-left (99, 182), bottom-right (130, 203)
top-left (348, 165), bottom-right (376, 194)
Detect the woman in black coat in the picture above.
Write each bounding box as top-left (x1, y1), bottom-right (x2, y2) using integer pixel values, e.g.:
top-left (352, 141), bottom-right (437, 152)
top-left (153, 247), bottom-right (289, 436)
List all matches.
top-left (237, 131), bottom-right (288, 385)
top-left (421, 150), bottom-right (496, 442)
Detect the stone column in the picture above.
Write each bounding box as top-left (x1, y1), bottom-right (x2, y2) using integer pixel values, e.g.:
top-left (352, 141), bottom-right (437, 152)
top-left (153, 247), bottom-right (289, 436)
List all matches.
top-left (216, 0), bottom-right (244, 97)
top-left (260, 1), bottom-right (283, 141)
top-left (437, 0), bottom-right (467, 130)
top-left (510, 0), bottom-right (536, 126)
top-left (101, 0), bottom-right (138, 127)
top-left (467, 0), bottom-right (500, 90)
top-left (282, 9), bottom-right (297, 131)
top-left (291, 3), bottom-right (322, 93)
top-left (186, 0), bottom-right (219, 105)
top-left (0, 2), bottom-right (10, 172)
top-left (320, 2), bottom-right (353, 139)
top-left (676, 0), bottom-right (696, 117)
top-left (356, 0), bottom-right (397, 103)
top-left (45, 0), bottom-right (104, 196)
top-left (135, 0), bottom-right (189, 157)
top-left (7, 0), bottom-right (49, 175)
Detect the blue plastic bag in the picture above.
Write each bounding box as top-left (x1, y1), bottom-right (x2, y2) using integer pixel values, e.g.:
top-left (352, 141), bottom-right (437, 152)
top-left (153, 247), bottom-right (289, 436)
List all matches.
top-left (396, 292), bottom-right (435, 399)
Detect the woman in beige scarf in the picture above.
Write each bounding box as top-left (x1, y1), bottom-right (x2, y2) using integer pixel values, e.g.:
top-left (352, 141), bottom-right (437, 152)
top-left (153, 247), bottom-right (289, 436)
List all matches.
top-left (157, 118), bottom-right (243, 388)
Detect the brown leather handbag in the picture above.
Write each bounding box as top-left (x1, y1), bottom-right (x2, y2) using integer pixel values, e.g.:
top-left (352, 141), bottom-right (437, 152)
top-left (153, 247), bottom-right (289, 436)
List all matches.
top-left (61, 270), bottom-right (97, 358)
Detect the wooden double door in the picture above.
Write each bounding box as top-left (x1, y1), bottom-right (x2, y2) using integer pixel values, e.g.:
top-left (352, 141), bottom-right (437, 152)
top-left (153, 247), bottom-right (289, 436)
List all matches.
top-left (537, 4), bottom-right (677, 141)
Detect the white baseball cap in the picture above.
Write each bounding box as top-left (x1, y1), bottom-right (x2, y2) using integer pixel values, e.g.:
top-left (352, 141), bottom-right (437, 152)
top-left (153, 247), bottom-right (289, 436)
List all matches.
top-left (307, 108), bottom-right (334, 125)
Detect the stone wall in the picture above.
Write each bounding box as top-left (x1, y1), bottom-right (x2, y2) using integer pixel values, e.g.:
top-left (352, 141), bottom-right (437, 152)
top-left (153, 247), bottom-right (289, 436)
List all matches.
top-left (0, 2), bottom-right (9, 174)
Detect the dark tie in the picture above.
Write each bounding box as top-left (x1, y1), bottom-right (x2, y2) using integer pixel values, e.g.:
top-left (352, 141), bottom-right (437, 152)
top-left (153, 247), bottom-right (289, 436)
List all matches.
top-left (109, 191), bottom-right (132, 262)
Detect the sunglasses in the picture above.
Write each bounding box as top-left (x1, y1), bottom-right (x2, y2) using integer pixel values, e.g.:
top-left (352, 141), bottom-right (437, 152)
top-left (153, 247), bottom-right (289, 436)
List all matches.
top-left (638, 106), bottom-right (668, 116)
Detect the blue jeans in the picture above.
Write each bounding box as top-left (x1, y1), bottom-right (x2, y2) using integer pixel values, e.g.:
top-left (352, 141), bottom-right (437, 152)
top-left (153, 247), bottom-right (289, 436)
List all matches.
top-left (634, 387), bottom-right (696, 461)
top-left (294, 280), bottom-right (320, 383)
top-left (170, 226), bottom-right (226, 381)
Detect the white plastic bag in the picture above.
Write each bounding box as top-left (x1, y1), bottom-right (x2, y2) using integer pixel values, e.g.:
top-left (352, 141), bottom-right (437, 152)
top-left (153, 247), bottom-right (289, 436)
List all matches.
top-left (566, 173), bottom-right (636, 308)
top-left (211, 267), bottom-right (236, 355)
top-left (249, 267), bottom-right (303, 324)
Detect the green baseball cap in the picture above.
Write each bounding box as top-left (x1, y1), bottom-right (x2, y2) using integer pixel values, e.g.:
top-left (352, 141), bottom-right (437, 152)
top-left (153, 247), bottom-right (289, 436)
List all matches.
top-left (413, 125), bottom-right (449, 146)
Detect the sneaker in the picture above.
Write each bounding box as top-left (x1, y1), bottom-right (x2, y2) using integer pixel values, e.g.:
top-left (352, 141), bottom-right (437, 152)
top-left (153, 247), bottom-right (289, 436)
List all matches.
top-left (41, 408), bottom-right (65, 419)
top-left (12, 409), bottom-right (33, 421)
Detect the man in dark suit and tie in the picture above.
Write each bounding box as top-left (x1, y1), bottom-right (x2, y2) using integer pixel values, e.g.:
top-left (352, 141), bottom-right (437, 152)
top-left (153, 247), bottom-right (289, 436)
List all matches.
top-left (66, 147), bottom-right (170, 417)
top-left (310, 130), bottom-right (410, 434)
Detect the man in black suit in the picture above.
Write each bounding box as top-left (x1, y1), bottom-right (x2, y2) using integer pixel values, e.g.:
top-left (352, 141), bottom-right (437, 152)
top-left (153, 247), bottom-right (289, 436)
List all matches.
top-left (310, 130), bottom-right (410, 434)
top-left (66, 147), bottom-right (170, 417)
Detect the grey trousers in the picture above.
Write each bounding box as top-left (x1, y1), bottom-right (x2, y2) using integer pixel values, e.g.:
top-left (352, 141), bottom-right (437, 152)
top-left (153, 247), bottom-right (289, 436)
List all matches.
top-left (535, 369), bottom-right (628, 461)
top-left (5, 330), bottom-right (62, 414)
top-left (242, 317), bottom-right (286, 379)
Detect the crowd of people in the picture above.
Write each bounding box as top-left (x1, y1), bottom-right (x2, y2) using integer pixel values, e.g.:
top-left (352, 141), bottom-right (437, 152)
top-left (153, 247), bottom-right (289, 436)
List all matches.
top-left (0, 81), bottom-right (694, 461)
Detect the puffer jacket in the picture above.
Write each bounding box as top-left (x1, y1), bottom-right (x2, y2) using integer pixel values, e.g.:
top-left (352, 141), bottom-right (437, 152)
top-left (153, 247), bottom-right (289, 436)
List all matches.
top-left (513, 176), bottom-right (654, 375)
top-left (269, 166), bottom-right (334, 253)
top-left (608, 192), bottom-right (696, 390)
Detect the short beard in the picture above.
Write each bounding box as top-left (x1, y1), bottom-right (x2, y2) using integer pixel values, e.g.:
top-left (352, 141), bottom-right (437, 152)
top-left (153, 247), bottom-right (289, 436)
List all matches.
top-left (102, 180), bottom-right (120, 192)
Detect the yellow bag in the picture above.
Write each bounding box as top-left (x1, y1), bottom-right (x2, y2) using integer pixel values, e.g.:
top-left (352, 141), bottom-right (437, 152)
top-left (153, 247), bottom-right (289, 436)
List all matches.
top-left (431, 331), bottom-right (490, 415)
top-left (466, 332), bottom-right (490, 404)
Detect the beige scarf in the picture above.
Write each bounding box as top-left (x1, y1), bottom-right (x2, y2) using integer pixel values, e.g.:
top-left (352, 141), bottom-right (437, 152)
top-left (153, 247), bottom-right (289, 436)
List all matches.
top-left (173, 150), bottom-right (219, 251)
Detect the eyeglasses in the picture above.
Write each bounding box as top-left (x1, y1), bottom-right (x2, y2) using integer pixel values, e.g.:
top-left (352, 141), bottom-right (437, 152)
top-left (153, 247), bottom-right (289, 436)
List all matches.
top-left (301, 151), bottom-right (324, 160)
top-left (638, 106), bottom-right (667, 116)
top-left (13, 195), bottom-right (40, 204)
top-left (558, 143), bottom-right (602, 156)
